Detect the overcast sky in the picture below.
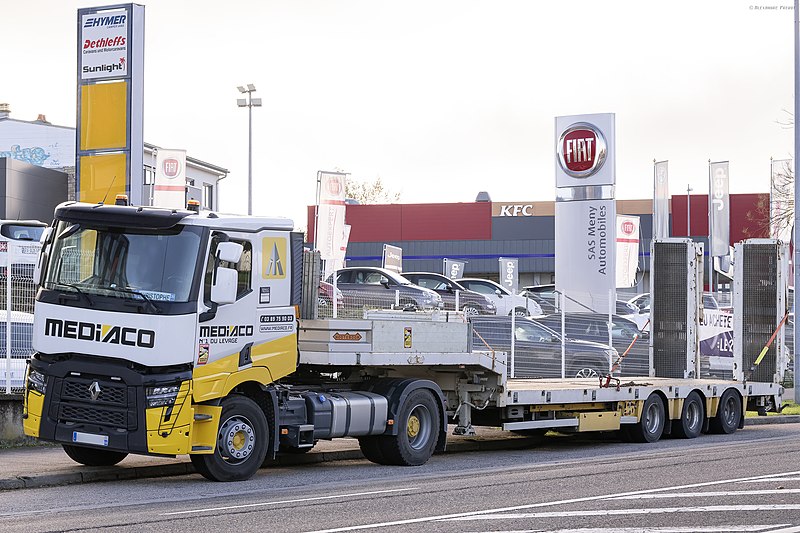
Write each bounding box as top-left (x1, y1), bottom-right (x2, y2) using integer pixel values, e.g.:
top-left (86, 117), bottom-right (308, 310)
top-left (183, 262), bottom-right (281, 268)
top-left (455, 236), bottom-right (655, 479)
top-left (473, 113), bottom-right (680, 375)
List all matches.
top-left (1, 0), bottom-right (795, 228)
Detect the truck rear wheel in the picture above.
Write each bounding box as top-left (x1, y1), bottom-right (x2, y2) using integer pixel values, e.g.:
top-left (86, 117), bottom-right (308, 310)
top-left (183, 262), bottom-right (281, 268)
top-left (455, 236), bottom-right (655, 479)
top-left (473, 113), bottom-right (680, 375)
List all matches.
top-left (62, 444), bottom-right (128, 466)
top-left (673, 391), bottom-right (704, 439)
top-left (378, 389), bottom-right (440, 466)
top-left (626, 393), bottom-right (665, 443)
top-left (709, 389), bottom-right (741, 435)
top-left (191, 395), bottom-right (269, 482)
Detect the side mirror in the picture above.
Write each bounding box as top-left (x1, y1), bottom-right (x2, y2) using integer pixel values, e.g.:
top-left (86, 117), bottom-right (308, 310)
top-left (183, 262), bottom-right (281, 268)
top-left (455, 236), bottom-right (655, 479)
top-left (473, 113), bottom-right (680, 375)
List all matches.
top-left (211, 267), bottom-right (238, 304)
top-left (495, 289), bottom-right (503, 297)
top-left (40, 227), bottom-right (53, 245)
top-left (380, 276), bottom-right (390, 288)
top-left (217, 241), bottom-right (243, 264)
top-left (33, 252), bottom-right (45, 286)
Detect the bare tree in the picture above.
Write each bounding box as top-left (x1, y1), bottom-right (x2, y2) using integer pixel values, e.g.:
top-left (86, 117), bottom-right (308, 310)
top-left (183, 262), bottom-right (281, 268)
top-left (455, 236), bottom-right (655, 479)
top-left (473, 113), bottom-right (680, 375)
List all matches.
top-left (344, 175), bottom-right (401, 204)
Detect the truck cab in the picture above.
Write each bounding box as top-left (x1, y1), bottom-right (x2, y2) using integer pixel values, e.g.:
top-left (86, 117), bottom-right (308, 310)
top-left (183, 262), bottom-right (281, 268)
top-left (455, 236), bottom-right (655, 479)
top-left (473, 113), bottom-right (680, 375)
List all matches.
top-left (24, 201), bottom-right (304, 480)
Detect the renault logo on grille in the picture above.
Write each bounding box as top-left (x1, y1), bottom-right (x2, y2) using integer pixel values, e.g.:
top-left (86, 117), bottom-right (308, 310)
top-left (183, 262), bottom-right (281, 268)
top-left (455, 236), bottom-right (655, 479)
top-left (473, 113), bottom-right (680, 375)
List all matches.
top-left (88, 381), bottom-right (102, 401)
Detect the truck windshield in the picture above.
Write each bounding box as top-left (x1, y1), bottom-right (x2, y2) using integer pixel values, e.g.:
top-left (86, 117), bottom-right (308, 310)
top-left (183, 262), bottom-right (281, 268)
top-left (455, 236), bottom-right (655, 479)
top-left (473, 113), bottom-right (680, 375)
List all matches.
top-left (43, 221), bottom-right (203, 303)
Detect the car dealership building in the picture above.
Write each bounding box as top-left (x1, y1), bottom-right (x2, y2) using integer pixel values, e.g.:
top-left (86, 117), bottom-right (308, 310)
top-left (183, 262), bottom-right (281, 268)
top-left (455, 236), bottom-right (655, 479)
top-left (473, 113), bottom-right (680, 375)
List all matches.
top-left (307, 192), bottom-right (770, 293)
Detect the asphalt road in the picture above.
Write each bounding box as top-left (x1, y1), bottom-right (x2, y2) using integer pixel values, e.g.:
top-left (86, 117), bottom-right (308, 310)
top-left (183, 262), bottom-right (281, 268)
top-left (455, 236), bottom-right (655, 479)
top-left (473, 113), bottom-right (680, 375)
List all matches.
top-left (2, 423), bottom-right (800, 533)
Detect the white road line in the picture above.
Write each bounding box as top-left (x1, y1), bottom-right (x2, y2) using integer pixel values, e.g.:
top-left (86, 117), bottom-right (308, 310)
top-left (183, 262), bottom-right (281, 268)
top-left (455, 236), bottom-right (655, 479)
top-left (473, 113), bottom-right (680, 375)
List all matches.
top-left (442, 505), bottom-right (800, 520)
top-left (162, 488), bottom-right (416, 516)
top-left (303, 470), bottom-right (800, 533)
top-left (469, 524), bottom-right (789, 533)
top-left (739, 478), bottom-right (800, 483)
top-left (609, 489), bottom-right (800, 499)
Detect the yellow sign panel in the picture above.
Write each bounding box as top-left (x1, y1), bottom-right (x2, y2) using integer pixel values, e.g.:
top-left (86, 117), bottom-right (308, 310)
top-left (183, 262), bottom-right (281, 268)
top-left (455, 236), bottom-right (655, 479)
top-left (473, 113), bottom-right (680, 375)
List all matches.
top-left (79, 153), bottom-right (127, 203)
top-left (80, 81), bottom-right (128, 151)
top-left (262, 237), bottom-right (287, 279)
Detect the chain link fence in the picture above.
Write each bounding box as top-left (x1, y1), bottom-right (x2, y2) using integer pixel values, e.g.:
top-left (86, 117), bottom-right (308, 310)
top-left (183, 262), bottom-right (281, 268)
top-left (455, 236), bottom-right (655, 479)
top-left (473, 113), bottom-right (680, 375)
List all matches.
top-left (1, 242), bottom-right (40, 395)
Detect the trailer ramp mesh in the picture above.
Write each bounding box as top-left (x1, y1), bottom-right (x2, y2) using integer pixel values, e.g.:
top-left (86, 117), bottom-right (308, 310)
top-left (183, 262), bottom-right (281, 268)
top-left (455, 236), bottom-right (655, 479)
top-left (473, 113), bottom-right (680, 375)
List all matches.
top-left (652, 242), bottom-right (689, 378)
top-left (741, 243), bottom-right (778, 382)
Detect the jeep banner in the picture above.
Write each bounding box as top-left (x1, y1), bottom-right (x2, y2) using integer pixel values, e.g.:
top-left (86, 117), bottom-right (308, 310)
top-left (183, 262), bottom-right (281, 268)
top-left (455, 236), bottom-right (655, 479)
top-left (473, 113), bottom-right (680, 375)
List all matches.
top-left (444, 259), bottom-right (465, 280)
top-left (708, 161), bottom-right (730, 257)
top-left (382, 244), bottom-right (403, 273)
top-left (499, 257), bottom-right (518, 293)
top-left (653, 160), bottom-right (669, 239)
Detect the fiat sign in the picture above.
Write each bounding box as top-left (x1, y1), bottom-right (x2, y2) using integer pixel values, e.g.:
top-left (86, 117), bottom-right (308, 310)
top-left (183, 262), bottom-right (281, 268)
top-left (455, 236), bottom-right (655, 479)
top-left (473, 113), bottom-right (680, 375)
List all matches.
top-left (555, 113), bottom-right (615, 188)
top-left (557, 122), bottom-right (606, 178)
top-left (621, 219), bottom-right (635, 235)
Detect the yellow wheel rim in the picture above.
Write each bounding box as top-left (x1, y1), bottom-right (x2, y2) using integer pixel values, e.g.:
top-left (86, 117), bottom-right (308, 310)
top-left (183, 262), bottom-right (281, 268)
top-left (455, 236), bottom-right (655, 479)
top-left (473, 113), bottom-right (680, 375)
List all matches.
top-left (407, 415), bottom-right (420, 438)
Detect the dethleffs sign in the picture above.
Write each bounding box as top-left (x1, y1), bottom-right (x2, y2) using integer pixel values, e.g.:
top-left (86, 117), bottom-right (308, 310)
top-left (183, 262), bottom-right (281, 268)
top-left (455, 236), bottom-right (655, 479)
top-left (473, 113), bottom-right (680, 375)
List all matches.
top-left (80, 10), bottom-right (129, 80)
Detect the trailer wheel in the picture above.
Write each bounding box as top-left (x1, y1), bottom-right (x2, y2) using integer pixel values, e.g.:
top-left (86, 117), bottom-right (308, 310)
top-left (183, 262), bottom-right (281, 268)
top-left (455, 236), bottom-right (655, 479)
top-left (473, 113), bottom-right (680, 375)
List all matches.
top-left (190, 395), bottom-right (268, 482)
top-left (379, 389), bottom-right (441, 466)
top-left (627, 393), bottom-right (665, 443)
top-left (709, 389), bottom-right (741, 435)
top-left (673, 391), bottom-right (704, 439)
top-left (358, 436), bottom-right (388, 464)
top-left (62, 444), bottom-right (128, 466)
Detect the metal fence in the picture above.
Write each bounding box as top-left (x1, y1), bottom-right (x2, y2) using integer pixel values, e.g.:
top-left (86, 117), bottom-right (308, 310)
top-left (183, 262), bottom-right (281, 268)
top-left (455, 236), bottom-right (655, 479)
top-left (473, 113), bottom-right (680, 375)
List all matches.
top-left (1, 242), bottom-right (40, 395)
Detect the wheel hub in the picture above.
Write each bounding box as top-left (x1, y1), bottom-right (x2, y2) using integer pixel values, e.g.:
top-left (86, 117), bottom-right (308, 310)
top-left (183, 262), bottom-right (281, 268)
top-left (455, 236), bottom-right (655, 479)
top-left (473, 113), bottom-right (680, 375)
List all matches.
top-left (219, 417), bottom-right (255, 461)
top-left (407, 415), bottom-right (420, 438)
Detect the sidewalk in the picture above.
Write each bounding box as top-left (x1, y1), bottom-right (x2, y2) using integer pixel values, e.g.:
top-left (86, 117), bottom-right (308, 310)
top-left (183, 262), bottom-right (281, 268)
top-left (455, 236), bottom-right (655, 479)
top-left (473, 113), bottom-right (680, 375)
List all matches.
top-left (1, 417), bottom-right (799, 491)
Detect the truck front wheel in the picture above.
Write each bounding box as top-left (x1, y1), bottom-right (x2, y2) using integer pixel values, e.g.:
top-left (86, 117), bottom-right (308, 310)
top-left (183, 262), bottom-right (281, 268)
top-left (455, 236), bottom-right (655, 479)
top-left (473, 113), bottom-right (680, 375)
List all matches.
top-left (378, 388), bottom-right (441, 466)
top-left (191, 395), bottom-right (269, 482)
top-left (62, 444), bottom-right (128, 466)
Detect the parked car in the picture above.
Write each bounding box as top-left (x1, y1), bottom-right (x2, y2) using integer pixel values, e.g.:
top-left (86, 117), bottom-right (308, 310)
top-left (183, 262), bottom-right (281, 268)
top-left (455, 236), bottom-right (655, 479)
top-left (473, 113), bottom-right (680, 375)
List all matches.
top-left (536, 313), bottom-right (649, 377)
top-left (470, 315), bottom-right (617, 378)
top-left (0, 310), bottom-right (35, 389)
top-left (456, 278), bottom-right (543, 317)
top-left (329, 267), bottom-right (443, 311)
top-left (518, 288), bottom-right (558, 314)
top-left (402, 272), bottom-right (496, 316)
top-left (318, 280), bottom-right (344, 310)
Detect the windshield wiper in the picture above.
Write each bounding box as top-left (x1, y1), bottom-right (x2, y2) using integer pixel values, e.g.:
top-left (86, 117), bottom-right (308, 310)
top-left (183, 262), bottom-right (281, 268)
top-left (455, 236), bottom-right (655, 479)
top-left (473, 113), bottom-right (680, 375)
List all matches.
top-left (114, 286), bottom-right (162, 314)
top-left (54, 282), bottom-right (94, 306)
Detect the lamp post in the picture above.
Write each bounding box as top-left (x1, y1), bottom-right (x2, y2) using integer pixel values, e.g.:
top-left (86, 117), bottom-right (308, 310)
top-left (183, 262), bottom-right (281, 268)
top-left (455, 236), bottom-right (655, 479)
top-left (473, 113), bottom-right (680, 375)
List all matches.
top-left (686, 184), bottom-right (693, 237)
top-left (237, 84), bottom-right (262, 216)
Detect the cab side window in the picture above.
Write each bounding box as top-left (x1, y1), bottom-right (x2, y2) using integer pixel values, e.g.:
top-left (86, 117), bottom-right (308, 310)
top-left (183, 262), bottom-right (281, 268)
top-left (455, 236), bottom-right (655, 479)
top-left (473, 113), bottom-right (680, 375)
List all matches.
top-left (203, 236), bottom-right (252, 303)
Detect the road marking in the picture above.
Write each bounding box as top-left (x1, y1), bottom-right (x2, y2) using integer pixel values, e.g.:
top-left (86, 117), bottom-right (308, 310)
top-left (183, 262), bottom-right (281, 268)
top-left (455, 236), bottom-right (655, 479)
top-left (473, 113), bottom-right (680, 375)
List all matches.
top-left (609, 489), bottom-right (800, 499)
top-left (738, 478), bottom-right (800, 483)
top-left (463, 527), bottom-right (789, 533)
top-left (162, 488), bottom-right (416, 516)
top-left (443, 505), bottom-right (800, 520)
top-left (303, 470), bottom-right (800, 533)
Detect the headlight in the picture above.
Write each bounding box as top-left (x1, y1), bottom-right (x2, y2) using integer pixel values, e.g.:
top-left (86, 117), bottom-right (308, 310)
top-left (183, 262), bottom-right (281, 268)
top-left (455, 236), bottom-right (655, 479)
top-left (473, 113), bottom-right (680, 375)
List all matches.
top-left (27, 368), bottom-right (46, 394)
top-left (146, 385), bottom-right (180, 407)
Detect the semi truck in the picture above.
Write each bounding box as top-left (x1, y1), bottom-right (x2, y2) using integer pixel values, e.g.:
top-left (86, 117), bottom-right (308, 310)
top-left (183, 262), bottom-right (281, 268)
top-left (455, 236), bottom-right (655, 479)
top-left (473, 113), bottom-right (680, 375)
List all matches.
top-left (22, 201), bottom-right (788, 481)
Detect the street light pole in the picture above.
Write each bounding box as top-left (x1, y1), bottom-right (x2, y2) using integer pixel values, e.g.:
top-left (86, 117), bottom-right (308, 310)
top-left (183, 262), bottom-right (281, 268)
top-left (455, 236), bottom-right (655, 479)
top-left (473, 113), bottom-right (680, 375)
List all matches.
top-left (687, 184), bottom-right (693, 237)
top-left (237, 84), bottom-right (262, 216)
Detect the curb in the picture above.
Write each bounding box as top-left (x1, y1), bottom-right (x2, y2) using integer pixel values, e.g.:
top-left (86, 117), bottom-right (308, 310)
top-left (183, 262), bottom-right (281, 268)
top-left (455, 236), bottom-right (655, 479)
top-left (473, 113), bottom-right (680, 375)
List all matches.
top-left (745, 414), bottom-right (800, 425)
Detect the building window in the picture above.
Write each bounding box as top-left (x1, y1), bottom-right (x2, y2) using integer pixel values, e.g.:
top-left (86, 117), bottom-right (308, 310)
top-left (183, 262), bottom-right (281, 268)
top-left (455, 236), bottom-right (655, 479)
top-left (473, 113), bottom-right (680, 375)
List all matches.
top-left (203, 184), bottom-right (214, 210)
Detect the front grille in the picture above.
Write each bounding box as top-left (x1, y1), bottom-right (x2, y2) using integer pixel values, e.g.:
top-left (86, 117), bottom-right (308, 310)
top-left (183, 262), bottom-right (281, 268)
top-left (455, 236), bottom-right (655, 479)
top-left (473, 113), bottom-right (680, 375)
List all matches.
top-left (51, 375), bottom-right (137, 431)
top-left (59, 404), bottom-right (127, 427)
top-left (62, 380), bottom-right (127, 406)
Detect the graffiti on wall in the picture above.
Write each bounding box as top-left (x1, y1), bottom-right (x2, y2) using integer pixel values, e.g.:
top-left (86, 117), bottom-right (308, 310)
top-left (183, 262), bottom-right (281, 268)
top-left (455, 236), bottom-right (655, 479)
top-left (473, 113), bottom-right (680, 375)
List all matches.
top-left (0, 145), bottom-right (51, 166)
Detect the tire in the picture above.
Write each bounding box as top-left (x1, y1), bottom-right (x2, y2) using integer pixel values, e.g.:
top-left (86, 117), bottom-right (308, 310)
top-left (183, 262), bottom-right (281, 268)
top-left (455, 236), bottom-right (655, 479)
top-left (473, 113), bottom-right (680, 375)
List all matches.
top-left (627, 393), bottom-right (665, 443)
top-left (673, 391), bottom-right (704, 439)
top-left (510, 307), bottom-right (530, 317)
top-left (708, 389), bottom-right (742, 435)
top-left (62, 444), bottom-right (128, 466)
top-left (377, 389), bottom-right (441, 466)
top-left (358, 436), bottom-right (388, 464)
top-left (462, 305), bottom-right (480, 317)
top-left (190, 395), bottom-right (269, 482)
top-left (568, 359), bottom-right (605, 379)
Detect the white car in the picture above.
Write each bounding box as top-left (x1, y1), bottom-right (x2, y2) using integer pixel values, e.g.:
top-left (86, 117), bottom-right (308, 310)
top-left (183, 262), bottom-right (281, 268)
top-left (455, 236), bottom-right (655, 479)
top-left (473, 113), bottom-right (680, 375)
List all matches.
top-left (456, 278), bottom-right (543, 317)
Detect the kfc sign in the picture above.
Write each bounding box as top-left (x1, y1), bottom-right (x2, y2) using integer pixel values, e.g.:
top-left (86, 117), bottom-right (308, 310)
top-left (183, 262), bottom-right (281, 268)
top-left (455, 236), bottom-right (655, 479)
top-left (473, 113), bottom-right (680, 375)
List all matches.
top-left (557, 123), bottom-right (607, 179)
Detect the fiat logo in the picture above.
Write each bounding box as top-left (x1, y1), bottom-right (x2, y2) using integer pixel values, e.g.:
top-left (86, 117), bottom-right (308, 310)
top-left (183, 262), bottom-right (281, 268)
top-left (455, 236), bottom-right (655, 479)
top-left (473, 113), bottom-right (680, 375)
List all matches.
top-left (621, 220), bottom-right (635, 235)
top-left (162, 158), bottom-right (181, 178)
top-left (326, 176), bottom-right (342, 195)
top-left (557, 122), bottom-right (607, 179)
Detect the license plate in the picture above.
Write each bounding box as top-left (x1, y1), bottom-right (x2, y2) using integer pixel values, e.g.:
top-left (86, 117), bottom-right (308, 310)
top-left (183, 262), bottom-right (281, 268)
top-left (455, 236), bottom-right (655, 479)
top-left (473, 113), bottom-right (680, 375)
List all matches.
top-left (72, 431), bottom-right (109, 447)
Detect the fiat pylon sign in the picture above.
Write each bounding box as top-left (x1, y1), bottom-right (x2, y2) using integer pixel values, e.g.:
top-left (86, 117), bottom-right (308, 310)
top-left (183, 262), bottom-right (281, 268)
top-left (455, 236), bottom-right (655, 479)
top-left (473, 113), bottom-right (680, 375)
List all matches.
top-left (557, 123), bottom-right (607, 178)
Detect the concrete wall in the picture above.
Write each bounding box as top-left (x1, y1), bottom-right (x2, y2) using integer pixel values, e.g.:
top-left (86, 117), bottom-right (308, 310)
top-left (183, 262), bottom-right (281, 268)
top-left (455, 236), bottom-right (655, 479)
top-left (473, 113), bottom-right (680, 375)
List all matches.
top-left (0, 396), bottom-right (29, 446)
